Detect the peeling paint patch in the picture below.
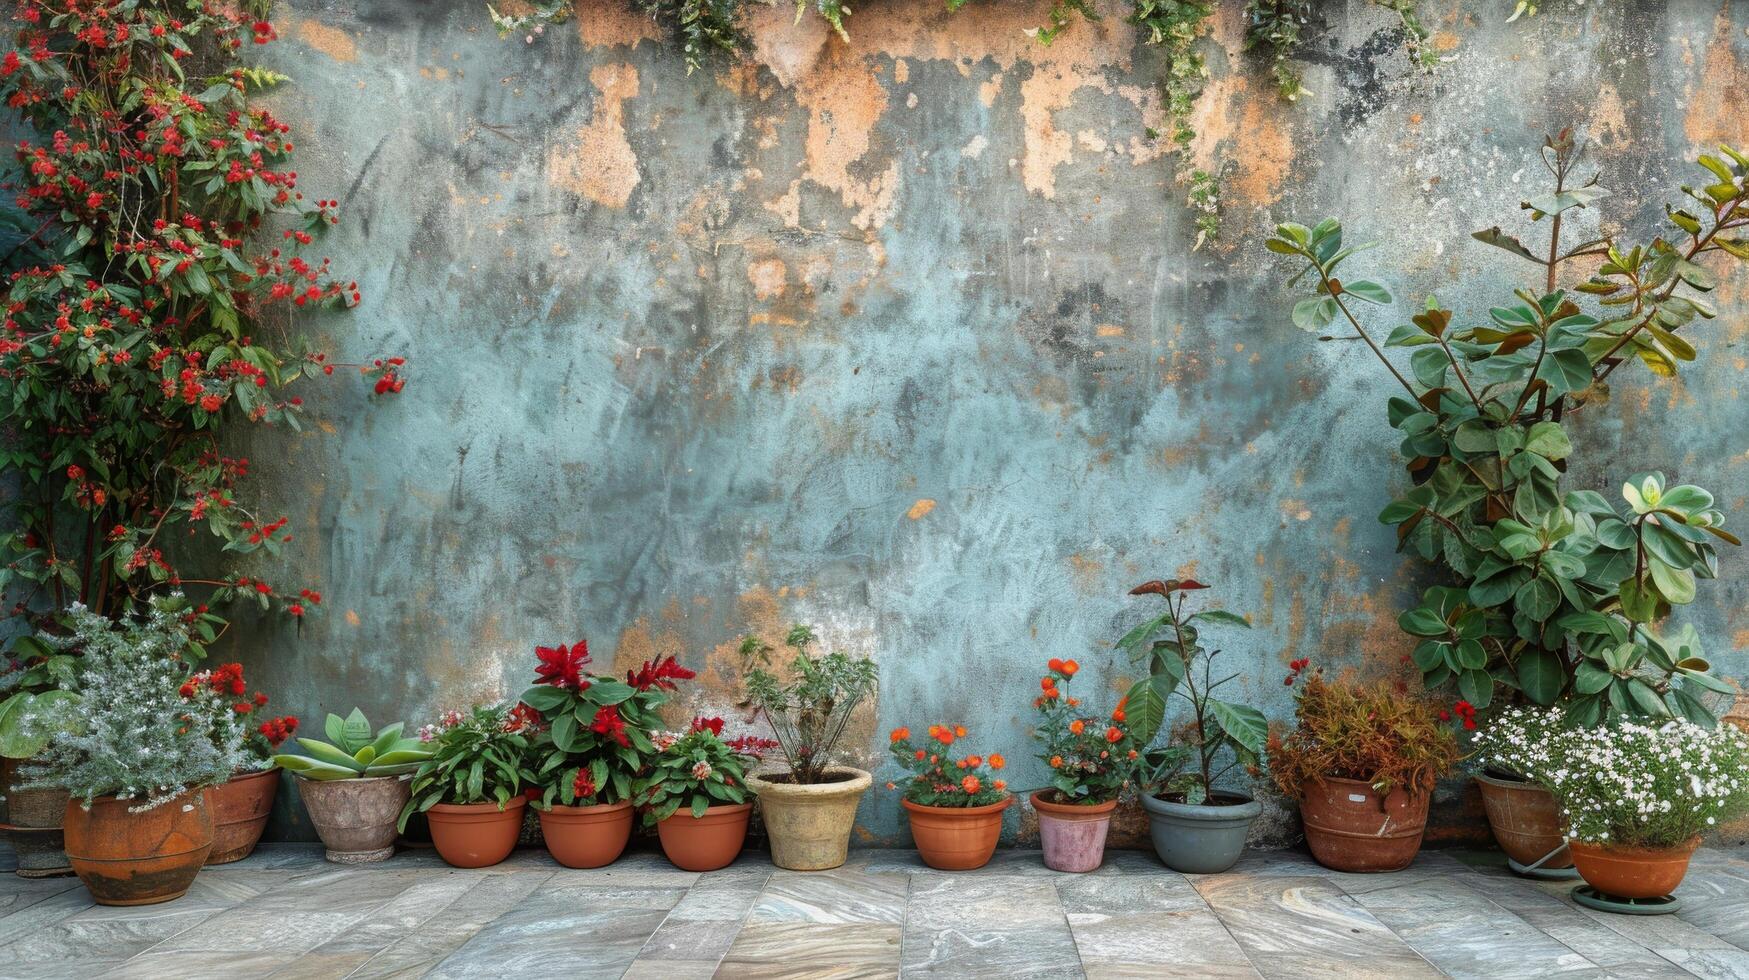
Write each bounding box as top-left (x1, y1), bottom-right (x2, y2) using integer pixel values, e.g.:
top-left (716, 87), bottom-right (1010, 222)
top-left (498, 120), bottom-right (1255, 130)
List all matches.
top-left (747, 257), bottom-right (788, 299)
top-left (907, 498), bottom-right (936, 519)
top-left (961, 133), bottom-right (989, 159)
top-left (547, 63), bottom-right (641, 208)
top-left (288, 16), bottom-right (357, 63)
top-left (576, 4), bottom-right (663, 49)
top-left (1685, 8), bottom-right (1748, 146)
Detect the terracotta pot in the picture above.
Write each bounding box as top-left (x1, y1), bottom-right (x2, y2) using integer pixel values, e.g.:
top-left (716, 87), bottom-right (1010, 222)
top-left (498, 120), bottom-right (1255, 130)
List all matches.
top-left (655, 802), bottom-right (752, 871)
top-left (426, 797), bottom-right (527, 868)
top-left (1298, 776), bottom-right (1429, 873)
top-left (1031, 791), bottom-right (1116, 873)
top-left (206, 768), bottom-right (280, 865)
top-left (902, 796), bottom-right (1011, 871)
top-left (1569, 837), bottom-right (1699, 899)
top-left (62, 788), bottom-right (214, 906)
top-left (1474, 772), bottom-right (1573, 872)
top-left (538, 799), bottom-right (633, 868)
top-left (747, 767), bottom-right (872, 871)
top-left (295, 775), bottom-right (409, 863)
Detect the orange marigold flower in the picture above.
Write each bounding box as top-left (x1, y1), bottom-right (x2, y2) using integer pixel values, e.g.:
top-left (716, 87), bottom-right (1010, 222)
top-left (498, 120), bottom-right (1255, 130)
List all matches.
top-left (1105, 726), bottom-right (1122, 743)
top-left (989, 753), bottom-right (1005, 770)
top-left (993, 779), bottom-right (1007, 792)
top-left (960, 775), bottom-right (981, 794)
top-left (1068, 697), bottom-right (1080, 707)
top-left (964, 755), bottom-right (982, 769)
top-left (1046, 687), bottom-right (1061, 700)
top-left (1126, 748), bottom-right (1138, 760)
top-left (1062, 659), bottom-right (1080, 677)
top-left (1049, 755), bottom-right (1063, 767)
top-left (954, 725), bottom-right (967, 738)
top-left (1041, 677), bottom-right (1056, 692)
top-left (1047, 657), bottom-right (1065, 672)
top-left (890, 727), bottom-right (910, 742)
top-left (1069, 720), bottom-right (1085, 735)
top-left (1112, 707), bottom-right (1126, 722)
top-left (915, 749), bottom-right (926, 760)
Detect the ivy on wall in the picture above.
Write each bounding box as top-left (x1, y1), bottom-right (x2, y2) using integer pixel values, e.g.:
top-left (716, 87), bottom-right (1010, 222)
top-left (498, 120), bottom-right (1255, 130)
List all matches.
top-left (489, 1), bottom-right (1543, 246)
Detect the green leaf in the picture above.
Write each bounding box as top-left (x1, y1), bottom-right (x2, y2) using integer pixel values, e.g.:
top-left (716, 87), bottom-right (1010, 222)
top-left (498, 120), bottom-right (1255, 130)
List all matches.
top-left (1648, 560), bottom-right (1697, 605)
top-left (519, 685), bottom-right (569, 713)
top-left (1124, 675), bottom-right (1171, 745)
top-left (1515, 649), bottom-right (1563, 705)
top-left (1457, 668), bottom-right (1493, 709)
top-left (341, 708), bottom-right (372, 749)
top-left (1536, 348), bottom-right (1592, 395)
top-left (1343, 280), bottom-right (1392, 305)
top-left (1208, 700), bottom-right (1269, 754)
top-left (1471, 226), bottom-right (1540, 263)
top-left (551, 712), bottom-right (579, 752)
top-left (1188, 610), bottom-right (1251, 629)
top-left (1523, 421), bottom-right (1571, 460)
top-left (1292, 296), bottom-right (1339, 333)
top-left (1573, 660), bottom-right (1613, 695)
top-left (295, 737), bottom-right (367, 772)
top-left (1398, 606), bottom-right (1449, 638)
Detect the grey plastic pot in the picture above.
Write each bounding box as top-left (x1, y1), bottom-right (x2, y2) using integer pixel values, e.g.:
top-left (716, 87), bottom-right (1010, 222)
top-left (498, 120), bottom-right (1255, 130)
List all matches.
top-left (1141, 792), bottom-right (1261, 874)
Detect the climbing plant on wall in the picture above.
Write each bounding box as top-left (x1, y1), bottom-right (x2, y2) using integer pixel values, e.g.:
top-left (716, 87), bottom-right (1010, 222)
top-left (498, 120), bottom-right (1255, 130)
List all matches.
top-left (0, 0), bottom-right (402, 640)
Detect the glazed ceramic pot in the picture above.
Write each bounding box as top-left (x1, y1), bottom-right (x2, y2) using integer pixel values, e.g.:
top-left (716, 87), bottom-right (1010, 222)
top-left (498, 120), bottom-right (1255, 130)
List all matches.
top-left (1142, 792), bottom-right (1261, 874)
top-left (1298, 776), bottom-right (1429, 873)
top-left (537, 799), bottom-right (634, 869)
top-left (655, 802), bottom-right (753, 872)
top-left (1569, 837), bottom-right (1699, 899)
top-left (295, 775), bottom-right (409, 863)
top-left (902, 796), bottom-right (1011, 871)
top-left (62, 787), bottom-right (214, 906)
top-left (206, 768), bottom-right (280, 865)
top-left (1030, 791), bottom-right (1116, 873)
top-left (747, 767), bottom-right (872, 871)
top-left (1474, 771), bottom-right (1573, 872)
top-left (427, 797), bottom-right (527, 868)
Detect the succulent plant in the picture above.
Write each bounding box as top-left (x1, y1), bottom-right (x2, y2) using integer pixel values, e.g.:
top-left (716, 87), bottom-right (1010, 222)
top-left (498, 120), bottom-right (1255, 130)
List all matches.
top-left (271, 708), bottom-right (430, 780)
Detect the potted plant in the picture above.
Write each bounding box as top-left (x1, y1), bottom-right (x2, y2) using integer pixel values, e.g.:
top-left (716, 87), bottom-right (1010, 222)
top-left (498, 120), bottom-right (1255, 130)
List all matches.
top-left (739, 624), bottom-right (878, 871)
top-left (1117, 579), bottom-right (1268, 874)
top-left (518, 641), bottom-right (692, 868)
top-left (399, 703), bottom-right (539, 869)
top-left (1468, 705), bottom-right (1577, 876)
top-left (0, 626), bottom-right (84, 877)
top-left (1267, 669), bottom-right (1461, 872)
top-left (271, 709), bottom-right (431, 863)
top-left (21, 604), bottom-right (244, 905)
top-left (638, 717), bottom-right (774, 871)
top-left (179, 663), bottom-right (297, 864)
top-left (887, 723), bottom-right (1011, 870)
top-left (1483, 710), bottom-right (1749, 908)
top-left (1029, 658), bottom-right (1127, 872)
top-left (1270, 133), bottom-right (1747, 869)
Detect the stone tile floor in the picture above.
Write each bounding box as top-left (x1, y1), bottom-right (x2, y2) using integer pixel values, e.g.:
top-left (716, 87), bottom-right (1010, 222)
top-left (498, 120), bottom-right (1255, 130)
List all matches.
top-left (1, 842), bottom-right (1747, 978)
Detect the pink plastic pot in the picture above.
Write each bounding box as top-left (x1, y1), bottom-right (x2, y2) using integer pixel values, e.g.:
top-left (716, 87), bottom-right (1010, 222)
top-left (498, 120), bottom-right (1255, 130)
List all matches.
top-left (1031, 791), bottom-right (1117, 873)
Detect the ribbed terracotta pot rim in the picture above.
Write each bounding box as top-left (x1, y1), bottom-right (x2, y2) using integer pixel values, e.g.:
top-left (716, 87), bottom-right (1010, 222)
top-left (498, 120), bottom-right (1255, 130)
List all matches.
top-left (661, 801), bottom-right (753, 821)
top-left (540, 798), bottom-right (633, 816)
top-left (1569, 836), bottom-right (1701, 859)
top-left (901, 795), bottom-right (1012, 817)
top-left (1030, 790), bottom-right (1118, 818)
top-left (428, 797), bottom-right (529, 818)
top-left (747, 767), bottom-right (872, 800)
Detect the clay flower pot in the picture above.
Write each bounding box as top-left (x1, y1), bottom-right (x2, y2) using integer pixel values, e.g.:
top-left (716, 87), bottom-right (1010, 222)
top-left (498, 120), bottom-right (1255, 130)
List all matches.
top-left (206, 768), bottom-right (280, 865)
top-left (427, 797), bottom-right (528, 868)
top-left (1569, 837), bottom-right (1700, 899)
top-left (902, 795), bottom-right (1011, 871)
top-left (1298, 776), bottom-right (1429, 873)
top-left (295, 774), bottom-right (409, 863)
top-left (1474, 772), bottom-right (1573, 873)
top-left (1031, 791), bottom-right (1116, 873)
top-left (62, 787), bottom-right (214, 906)
top-left (537, 799), bottom-right (634, 869)
top-left (2, 771), bottom-right (73, 878)
top-left (1142, 792), bottom-right (1262, 874)
top-left (747, 767), bottom-right (872, 871)
top-left (655, 802), bottom-right (752, 872)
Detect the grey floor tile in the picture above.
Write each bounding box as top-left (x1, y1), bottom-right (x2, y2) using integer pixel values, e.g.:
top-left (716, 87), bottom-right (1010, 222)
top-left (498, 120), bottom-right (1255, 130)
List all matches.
top-left (750, 868), bottom-right (909, 924)
top-left (1194, 873), bottom-right (1441, 979)
top-left (345, 871), bottom-right (553, 980)
top-left (1346, 875), bottom-right (1603, 979)
top-left (901, 876), bottom-right (1081, 978)
top-left (720, 921), bottom-right (901, 978)
top-left (638, 916), bottom-right (745, 961)
top-left (111, 949), bottom-right (300, 978)
top-left (1056, 873), bottom-right (1253, 976)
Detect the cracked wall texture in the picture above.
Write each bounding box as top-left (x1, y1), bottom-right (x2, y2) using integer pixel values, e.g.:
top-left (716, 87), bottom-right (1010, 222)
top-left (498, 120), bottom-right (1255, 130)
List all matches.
top-left (240, 0), bottom-right (1749, 845)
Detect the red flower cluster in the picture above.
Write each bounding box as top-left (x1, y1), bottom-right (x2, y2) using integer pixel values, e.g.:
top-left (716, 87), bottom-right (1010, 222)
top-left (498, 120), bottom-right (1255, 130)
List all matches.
top-left (256, 715), bottom-right (297, 746)
top-left (534, 641), bottom-right (590, 689)
top-left (725, 733), bottom-right (780, 757)
top-left (590, 704), bottom-right (629, 747)
top-left (1439, 699), bottom-right (1478, 730)
top-left (571, 768), bottom-right (597, 800)
top-left (690, 715), bottom-right (725, 735)
top-left (1284, 657), bottom-right (1311, 686)
top-left (628, 655), bottom-right (695, 692)
top-left (503, 702), bottom-right (543, 734)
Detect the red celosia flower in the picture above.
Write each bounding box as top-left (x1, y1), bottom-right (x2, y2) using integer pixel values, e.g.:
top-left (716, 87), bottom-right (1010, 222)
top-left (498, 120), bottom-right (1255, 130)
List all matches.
top-left (591, 704), bottom-right (629, 747)
top-left (690, 716), bottom-right (725, 735)
top-left (533, 641), bottom-right (590, 689)
top-left (572, 768), bottom-right (597, 800)
top-left (628, 655), bottom-right (695, 692)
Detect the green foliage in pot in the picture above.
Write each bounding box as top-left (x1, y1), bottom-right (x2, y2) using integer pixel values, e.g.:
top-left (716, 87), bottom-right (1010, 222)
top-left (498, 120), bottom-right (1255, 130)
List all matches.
top-left (23, 603), bottom-right (244, 810)
top-left (637, 717), bottom-right (776, 822)
top-left (271, 708), bottom-right (430, 780)
top-left (1267, 670), bottom-right (1461, 799)
top-left (518, 640), bottom-right (692, 807)
top-left (1116, 578), bottom-right (1267, 804)
top-left (1270, 131), bottom-right (1748, 726)
top-left (399, 703), bottom-right (539, 830)
top-left (740, 624), bottom-right (877, 785)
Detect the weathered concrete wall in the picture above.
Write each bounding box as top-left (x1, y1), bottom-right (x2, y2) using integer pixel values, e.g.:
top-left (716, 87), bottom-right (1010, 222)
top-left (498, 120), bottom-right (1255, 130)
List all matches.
top-left (238, 0), bottom-right (1749, 844)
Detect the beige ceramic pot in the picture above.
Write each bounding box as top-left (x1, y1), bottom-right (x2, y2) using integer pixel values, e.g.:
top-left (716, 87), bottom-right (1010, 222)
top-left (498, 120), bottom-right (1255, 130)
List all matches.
top-left (295, 775), bottom-right (409, 863)
top-left (747, 767), bottom-right (872, 871)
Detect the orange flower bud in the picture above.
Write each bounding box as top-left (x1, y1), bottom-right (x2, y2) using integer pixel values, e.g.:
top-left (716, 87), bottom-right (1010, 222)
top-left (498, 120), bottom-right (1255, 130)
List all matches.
top-left (993, 779), bottom-right (1006, 791)
top-left (989, 753), bottom-right (1005, 770)
top-left (964, 755), bottom-right (982, 769)
top-left (954, 725), bottom-right (967, 738)
top-left (890, 727), bottom-right (910, 742)
top-left (1050, 755), bottom-right (1063, 767)
top-left (915, 749), bottom-right (926, 760)
top-left (960, 775), bottom-right (980, 794)
top-left (1062, 659), bottom-right (1079, 677)
top-left (1069, 720), bottom-right (1085, 735)
top-left (1105, 726), bottom-right (1122, 743)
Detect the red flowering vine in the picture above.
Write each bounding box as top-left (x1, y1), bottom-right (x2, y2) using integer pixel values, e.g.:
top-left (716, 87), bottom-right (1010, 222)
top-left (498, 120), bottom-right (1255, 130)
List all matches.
top-left (0, 1), bottom-right (406, 636)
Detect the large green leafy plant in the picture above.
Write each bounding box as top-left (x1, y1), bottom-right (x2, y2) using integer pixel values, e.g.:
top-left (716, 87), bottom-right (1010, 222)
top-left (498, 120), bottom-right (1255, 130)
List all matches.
top-left (1270, 132), bottom-right (1748, 726)
top-left (740, 624), bottom-right (877, 784)
top-left (400, 703), bottom-right (540, 828)
top-left (1116, 578), bottom-right (1267, 803)
top-left (270, 709), bottom-right (430, 780)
